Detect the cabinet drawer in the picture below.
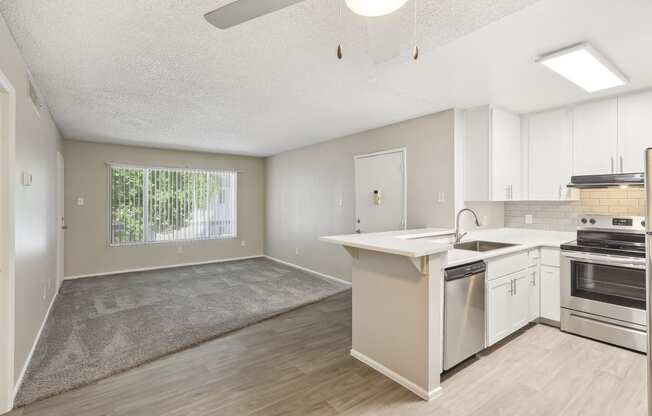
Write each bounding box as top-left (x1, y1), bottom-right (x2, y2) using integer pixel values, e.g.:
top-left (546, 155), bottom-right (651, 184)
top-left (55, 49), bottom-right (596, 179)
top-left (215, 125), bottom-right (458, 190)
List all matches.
top-left (487, 251), bottom-right (529, 281)
top-left (540, 248), bottom-right (560, 267)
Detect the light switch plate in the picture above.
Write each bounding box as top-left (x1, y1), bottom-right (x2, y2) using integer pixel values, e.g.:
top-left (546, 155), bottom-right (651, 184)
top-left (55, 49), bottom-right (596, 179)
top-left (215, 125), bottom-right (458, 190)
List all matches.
top-left (525, 214), bottom-right (533, 225)
top-left (77, 197), bottom-right (85, 206)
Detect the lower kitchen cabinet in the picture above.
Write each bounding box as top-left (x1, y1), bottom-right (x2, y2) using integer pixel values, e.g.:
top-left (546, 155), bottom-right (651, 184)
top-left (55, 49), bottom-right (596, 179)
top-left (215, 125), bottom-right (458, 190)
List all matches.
top-left (540, 265), bottom-right (561, 322)
top-left (527, 266), bottom-right (540, 322)
top-left (486, 269), bottom-right (530, 346)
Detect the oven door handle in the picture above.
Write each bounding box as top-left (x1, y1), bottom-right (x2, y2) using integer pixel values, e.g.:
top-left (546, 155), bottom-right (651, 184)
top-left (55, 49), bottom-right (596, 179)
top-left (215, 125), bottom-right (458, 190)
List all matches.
top-left (561, 250), bottom-right (646, 270)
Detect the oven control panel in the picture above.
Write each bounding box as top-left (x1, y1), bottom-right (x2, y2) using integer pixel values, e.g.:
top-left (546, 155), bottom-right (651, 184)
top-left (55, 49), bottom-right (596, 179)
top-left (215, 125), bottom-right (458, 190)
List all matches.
top-left (578, 215), bottom-right (645, 232)
top-left (612, 218), bottom-right (633, 226)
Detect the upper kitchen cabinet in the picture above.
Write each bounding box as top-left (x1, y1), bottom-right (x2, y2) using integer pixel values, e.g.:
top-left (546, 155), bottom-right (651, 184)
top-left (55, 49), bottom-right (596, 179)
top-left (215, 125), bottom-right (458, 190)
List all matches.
top-left (572, 99), bottom-right (618, 176)
top-left (463, 106), bottom-right (521, 202)
top-left (527, 109), bottom-right (578, 201)
top-left (618, 90), bottom-right (652, 173)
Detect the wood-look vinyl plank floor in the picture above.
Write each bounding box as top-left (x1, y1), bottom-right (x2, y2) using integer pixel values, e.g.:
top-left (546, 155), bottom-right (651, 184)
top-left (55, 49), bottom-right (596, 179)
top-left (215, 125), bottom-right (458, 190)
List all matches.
top-left (8, 291), bottom-right (647, 416)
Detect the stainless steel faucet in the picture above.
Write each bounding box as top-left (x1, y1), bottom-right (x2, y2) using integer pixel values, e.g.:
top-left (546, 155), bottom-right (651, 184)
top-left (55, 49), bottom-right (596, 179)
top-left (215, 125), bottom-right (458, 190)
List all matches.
top-left (455, 208), bottom-right (481, 243)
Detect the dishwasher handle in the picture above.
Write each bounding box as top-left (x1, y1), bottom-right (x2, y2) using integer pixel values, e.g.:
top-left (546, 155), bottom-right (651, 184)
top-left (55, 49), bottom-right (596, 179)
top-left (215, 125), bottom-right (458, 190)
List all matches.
top-left (445, 261), bottom-right (486, 281)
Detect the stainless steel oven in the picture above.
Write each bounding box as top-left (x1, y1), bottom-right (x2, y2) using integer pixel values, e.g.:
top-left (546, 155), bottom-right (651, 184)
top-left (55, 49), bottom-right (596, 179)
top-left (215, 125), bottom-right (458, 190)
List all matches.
top-left (560, 215), bottom-right (647, 352)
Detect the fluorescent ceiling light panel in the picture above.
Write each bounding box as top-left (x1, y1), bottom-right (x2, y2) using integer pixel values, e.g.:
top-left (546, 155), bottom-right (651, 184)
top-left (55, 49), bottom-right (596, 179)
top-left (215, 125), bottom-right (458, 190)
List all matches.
top-left (537, 43), bottom-right (628, 92)
top-left (345, 0), bottom-right (409, 17)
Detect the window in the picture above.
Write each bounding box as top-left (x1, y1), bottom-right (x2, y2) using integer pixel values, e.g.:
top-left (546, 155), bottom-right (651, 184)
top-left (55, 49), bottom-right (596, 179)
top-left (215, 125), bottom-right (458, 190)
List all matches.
top-left (110, 165), bottom-right (237, 245)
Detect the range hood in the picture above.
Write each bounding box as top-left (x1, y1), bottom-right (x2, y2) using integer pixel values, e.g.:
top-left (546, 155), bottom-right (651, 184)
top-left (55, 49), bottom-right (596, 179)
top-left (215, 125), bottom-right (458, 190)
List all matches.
top-left (567, 173), bottom-right (644, 189)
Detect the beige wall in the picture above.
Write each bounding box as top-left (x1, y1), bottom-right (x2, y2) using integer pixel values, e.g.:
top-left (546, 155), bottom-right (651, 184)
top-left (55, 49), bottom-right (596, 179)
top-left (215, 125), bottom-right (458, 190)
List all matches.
top-left (63, 140), bottom-right (265, 277)
top-left (266, 110), bottom-right (456, 282)
top-left (0, 15), bottom-right (63, 385)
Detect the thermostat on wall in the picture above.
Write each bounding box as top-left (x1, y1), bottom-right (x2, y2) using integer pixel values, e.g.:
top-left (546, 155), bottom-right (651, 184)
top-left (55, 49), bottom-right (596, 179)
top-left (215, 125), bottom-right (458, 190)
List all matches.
top-left (21, 172), bottom-right (33, 187)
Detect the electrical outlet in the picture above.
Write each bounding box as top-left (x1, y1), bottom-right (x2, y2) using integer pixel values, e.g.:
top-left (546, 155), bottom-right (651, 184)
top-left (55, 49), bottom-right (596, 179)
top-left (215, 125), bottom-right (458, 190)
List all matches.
top-left (338, 199), bottom-right (343, 208)
top-left (437, 192), bottom-right (446, 203)
top-left (525, 214), bottom-right (533, 225)
top-left (241, 240), bottom-right (246, 247)
top-left (295, 248), bottom-right (300, 255)
top-left (177, 246), bottom-right (183, 254)
top-left (482, 216), bottom-right (488, 226)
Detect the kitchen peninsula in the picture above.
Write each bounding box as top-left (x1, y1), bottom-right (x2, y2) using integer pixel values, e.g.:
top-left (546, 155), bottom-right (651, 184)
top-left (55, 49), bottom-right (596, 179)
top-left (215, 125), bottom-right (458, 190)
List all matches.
top-left (320, 228), bottom-right (456, 401)
top-left (320, 227), bottom-right (575, 401)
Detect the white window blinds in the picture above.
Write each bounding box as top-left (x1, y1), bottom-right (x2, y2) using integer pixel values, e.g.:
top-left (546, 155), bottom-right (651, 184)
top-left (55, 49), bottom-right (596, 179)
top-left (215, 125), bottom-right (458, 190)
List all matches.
top-left (110, 165), bottom-right (237, 245)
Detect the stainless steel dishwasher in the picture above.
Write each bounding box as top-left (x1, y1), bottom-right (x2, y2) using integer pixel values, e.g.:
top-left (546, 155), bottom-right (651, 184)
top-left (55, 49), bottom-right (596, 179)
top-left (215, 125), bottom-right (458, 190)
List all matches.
top-left (444, 261), bottom-right (486, 371)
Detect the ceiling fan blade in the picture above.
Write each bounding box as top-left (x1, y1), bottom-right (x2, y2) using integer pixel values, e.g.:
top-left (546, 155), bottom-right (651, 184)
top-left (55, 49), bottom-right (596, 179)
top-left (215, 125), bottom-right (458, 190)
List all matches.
top-left (204, 0), bottom-right (306, 29)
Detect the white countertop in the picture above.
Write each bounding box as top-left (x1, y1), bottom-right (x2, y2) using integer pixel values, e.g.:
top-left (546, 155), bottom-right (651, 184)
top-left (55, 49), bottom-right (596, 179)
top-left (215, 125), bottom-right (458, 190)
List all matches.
top-left (444, 228), bottom-right (575, 268)
top-left (320, 227), bottom-right (576, 264)
top-left (319, 228), bottom-right (455, 258)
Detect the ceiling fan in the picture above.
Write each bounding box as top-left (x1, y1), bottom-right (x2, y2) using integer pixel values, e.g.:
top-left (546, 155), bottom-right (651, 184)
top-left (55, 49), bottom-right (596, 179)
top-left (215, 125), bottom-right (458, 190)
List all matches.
top-left (204, 0), bottom-right (410, 29)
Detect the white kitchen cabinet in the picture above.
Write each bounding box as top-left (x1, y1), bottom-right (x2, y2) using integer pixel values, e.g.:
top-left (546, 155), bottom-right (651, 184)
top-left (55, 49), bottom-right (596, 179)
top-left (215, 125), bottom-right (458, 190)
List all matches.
top-left (572, 99), bottom-right (618, 175)
top-left (618, 91), bottom-right (652, 173)
top-left (540, 265), bottom-right (561, 322)
top-left (486, 269), bottom-right (530, 346)
top-left (511, 271), bottom-right (530, 330)
top-left (527, 266), bottom-right (540, 322)
top-left (527, 109), bottom-right (578, 201)
top-left (463, 106), bottom-right (521, 202)
top-left (487, 275), bottom-right (512, 346)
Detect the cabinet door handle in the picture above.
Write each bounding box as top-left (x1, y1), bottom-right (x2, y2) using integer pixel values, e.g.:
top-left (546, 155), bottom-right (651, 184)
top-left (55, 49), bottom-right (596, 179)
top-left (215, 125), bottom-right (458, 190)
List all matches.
top-left (558, 185), bottom-right (562, 200)
top-left (611, 157), bottom-right (614, 173)
top-left (620, 156), bottom-right (624, 173)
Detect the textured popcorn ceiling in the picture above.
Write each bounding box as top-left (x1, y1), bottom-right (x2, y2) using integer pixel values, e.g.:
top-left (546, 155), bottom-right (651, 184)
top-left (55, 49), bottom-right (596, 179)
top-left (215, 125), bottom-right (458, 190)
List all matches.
top-left (1, 0), bottom-right (652, 155)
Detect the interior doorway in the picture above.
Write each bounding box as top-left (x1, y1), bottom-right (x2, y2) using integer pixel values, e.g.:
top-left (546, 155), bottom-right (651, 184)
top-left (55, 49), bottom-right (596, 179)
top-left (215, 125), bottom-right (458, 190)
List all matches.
top-left (0, 69), bottom-right (16, 412)
top-left (354, 148), bottom-right (407, 233)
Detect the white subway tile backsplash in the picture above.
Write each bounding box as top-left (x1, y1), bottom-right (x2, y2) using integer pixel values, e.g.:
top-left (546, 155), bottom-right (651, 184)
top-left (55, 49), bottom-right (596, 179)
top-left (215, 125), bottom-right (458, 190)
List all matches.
top-left (505, 189), bottom-right (644, 231)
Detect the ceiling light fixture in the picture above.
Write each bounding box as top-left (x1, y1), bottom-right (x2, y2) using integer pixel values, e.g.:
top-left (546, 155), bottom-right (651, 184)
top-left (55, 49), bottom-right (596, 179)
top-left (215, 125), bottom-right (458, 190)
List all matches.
top-left (536, 43), bottom-right (628, 93)
top-left (345, 0), bottom-right (409, 17)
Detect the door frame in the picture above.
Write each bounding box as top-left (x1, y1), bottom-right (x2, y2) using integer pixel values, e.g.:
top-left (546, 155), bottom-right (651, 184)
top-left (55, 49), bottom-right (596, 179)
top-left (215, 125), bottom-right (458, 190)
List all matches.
top-left (353, 147), bottom-right (407, 232)
top-left (56, 152), bottom-right (64, 291)
top-left (0, 69), bottom-right (16, 412)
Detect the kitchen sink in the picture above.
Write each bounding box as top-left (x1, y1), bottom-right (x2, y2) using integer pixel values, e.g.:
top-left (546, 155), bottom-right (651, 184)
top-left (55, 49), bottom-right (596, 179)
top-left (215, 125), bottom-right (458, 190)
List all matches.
top-left (453, 240), bottom-right (517, 252)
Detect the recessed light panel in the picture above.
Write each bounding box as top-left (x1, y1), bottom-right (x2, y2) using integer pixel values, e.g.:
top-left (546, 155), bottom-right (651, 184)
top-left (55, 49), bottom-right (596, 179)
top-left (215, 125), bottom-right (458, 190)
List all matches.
top-left (537, 43), bottom-right (628, 93)
top-left (345, 0), bottom-right (409, 17)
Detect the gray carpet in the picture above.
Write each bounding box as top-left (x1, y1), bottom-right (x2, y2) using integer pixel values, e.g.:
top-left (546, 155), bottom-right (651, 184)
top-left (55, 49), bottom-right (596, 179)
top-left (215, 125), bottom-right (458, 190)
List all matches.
top-left (15, 257), bottom-right (348, 407)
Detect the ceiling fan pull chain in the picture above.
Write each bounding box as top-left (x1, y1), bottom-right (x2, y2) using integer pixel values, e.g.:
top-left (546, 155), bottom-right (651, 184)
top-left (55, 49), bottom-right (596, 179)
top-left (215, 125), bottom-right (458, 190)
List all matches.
top-left (412, 0), bottom-right (419, 60)
top-left (337, 1), bottom-right (344, 60)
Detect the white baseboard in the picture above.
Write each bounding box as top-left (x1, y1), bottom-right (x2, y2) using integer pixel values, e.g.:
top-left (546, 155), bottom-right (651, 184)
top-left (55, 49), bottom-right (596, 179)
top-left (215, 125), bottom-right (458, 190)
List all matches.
top-left (13, 287), bottom-right (58, 401)
top-left (64, 255), bottom-right (265, 280)
top-left (350, 349), bottom-right (442, 401)
top-left (264, 256), bottom-right (351, 287)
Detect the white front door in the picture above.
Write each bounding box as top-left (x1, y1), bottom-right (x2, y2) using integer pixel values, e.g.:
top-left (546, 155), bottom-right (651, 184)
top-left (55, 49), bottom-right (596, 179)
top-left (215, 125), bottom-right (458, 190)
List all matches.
top-left (56, 152), bottom-right (64, 290)
top-left (354, 149), bottom-right (406, 233)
